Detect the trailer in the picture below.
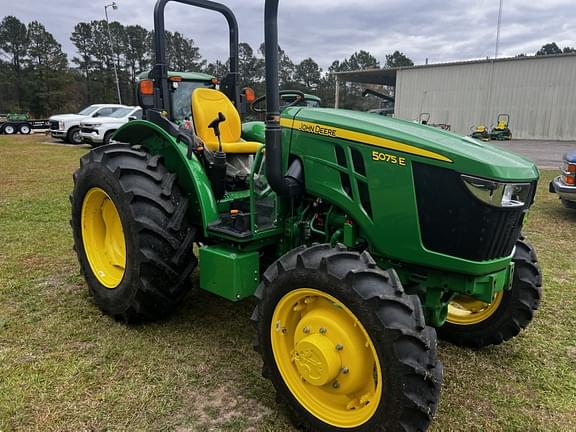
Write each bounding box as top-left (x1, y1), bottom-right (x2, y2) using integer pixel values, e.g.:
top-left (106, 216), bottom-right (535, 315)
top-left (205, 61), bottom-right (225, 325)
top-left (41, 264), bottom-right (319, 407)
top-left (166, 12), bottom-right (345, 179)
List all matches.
top-left (0, 113), bottom-right (51, 135)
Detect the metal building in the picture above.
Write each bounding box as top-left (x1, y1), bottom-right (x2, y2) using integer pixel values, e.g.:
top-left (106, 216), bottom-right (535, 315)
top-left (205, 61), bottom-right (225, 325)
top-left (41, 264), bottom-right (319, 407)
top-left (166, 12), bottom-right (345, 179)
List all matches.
top-left (336, 54), bottom-right (576, 140)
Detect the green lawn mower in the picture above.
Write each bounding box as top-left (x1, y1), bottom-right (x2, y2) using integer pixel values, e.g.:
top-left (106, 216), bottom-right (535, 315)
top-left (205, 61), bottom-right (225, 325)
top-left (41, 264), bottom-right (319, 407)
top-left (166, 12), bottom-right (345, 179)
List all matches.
top-left (470, 124), bottom-right (490, 141)
top-left (70, 1), bottom-right (542, 430)
top-left (490, 114), bottom-right (513, 140)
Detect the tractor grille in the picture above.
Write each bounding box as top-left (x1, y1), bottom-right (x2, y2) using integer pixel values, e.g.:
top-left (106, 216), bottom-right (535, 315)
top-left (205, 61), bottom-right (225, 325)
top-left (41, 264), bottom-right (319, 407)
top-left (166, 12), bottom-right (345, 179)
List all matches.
top-left (413, 162), bottom-right (536, 261)
top-left (50, 121), bottom-right (59, 130)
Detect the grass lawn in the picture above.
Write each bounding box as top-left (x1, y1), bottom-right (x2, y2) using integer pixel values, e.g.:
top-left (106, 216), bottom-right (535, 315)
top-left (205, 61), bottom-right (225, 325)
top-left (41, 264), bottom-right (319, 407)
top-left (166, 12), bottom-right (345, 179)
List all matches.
top-left (1, 135), bottom-right (575, 431)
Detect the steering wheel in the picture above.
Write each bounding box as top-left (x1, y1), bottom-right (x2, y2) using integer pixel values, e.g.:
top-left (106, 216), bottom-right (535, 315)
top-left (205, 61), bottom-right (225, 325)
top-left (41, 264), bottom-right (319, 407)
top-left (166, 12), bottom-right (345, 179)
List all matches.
top-left (251, 90), bottom-right (306, 113)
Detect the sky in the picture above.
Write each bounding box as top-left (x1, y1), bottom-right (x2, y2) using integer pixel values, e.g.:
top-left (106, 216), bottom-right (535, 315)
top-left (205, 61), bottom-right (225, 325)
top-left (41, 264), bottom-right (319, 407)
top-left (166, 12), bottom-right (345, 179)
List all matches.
top-left (3, 0), bottom-right (576, 70)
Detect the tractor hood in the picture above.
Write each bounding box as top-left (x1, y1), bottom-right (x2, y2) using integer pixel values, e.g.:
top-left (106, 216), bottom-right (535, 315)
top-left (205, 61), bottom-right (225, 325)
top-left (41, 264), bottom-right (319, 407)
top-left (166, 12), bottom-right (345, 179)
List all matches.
top-left (283, 108), bottom-right (539, 182)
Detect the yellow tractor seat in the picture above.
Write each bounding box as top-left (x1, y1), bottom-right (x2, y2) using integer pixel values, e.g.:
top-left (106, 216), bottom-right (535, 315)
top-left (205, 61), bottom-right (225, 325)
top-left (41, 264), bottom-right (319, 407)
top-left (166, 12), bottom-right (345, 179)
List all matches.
top-left (192, 88), bottom-right (263, 154)
top-left (496, 121), bottom-right (507, 130)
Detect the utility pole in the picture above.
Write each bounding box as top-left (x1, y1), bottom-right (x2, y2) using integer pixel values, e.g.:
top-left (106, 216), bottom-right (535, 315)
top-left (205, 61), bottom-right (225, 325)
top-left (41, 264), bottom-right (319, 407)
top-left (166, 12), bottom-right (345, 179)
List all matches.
top-left (495, 0), bottom-right (504, 59)
top-left (105, 2), bottom-right (122, 104)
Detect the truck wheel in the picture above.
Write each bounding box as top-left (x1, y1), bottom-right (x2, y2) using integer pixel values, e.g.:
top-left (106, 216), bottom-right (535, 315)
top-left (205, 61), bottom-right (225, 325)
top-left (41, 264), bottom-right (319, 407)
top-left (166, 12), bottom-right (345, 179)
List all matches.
top-left (438, 237), bottom-right (542, 348)
top-left (67, 127), bottom-right (82, 144)
top-left (253, 244), bottom-right (442, 432)
top-left (70, 143), bottom-right (197, 322)
top-left (19, 123), bottom-right (31, 134)
top-left (2, 124), bottom-right (16, 135)
top-left (103, 130), bottom-right (115, 146)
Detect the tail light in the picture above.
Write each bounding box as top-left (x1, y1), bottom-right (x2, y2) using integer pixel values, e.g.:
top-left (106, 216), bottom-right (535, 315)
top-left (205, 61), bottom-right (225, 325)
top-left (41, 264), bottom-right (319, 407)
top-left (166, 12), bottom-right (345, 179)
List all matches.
top-left (562, 161), bottom-right (576, 185)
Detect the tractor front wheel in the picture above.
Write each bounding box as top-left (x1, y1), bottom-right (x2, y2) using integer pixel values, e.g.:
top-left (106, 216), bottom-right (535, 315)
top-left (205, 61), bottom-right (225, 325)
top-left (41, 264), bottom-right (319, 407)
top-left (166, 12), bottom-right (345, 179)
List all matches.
top-left (71, 143), bottom-right (197, 321)
top-left (253, 244), bottom-right (442, 431)
top-left (438, 237), bottom-right (542, 348)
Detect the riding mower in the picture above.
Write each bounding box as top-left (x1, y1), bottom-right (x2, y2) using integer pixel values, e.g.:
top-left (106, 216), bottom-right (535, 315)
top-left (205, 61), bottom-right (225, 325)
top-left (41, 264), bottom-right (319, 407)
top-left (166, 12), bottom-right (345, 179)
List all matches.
top-left (470, 124), bottom-right (490, 141)
top-left (490, 114), bottom-right (513, 140)
top-left (70, 1), bottom-right (542, 430)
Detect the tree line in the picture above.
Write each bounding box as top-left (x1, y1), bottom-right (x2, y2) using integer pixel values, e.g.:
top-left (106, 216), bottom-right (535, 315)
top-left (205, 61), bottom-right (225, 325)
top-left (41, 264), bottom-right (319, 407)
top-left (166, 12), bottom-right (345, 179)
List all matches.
top-left (0, 15), bottom-right (415, 116)
top-left (1, 15), bottom-right (573, 117)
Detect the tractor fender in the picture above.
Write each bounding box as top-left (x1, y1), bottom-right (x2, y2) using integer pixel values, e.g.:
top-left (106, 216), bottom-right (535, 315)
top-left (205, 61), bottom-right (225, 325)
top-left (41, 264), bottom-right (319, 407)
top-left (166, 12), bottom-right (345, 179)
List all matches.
top-left (114, 120), bottom-right (219, 234)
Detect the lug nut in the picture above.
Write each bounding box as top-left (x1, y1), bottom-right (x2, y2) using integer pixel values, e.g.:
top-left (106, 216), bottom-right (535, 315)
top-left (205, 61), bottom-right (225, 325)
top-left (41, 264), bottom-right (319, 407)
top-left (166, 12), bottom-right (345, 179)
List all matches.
top-left (336, 344), bottom-right (344, 351)
top-left (319, 327), bottom-right (327, 334)
top-left (332, 381), bottom-right (340, 389)
top-left (341, 367), bottom-right (349, 374)
top-left (303, 326), bottom-right (310, 334)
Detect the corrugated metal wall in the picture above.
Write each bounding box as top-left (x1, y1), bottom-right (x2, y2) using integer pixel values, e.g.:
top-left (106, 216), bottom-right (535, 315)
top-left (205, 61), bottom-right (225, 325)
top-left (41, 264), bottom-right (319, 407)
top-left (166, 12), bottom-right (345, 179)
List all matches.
top-left (394, 55), bottom-right (576, 140)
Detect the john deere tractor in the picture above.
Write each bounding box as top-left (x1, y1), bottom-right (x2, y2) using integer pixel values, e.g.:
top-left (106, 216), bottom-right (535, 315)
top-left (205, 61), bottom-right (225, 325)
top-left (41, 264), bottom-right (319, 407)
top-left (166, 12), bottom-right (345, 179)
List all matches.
top-left (70, 1), bottom-right (542, 430)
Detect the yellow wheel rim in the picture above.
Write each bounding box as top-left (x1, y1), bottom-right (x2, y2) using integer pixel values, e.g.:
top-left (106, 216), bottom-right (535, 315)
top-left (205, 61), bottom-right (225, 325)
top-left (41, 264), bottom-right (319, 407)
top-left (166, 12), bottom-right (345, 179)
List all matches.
top-left (446, 291), bottom-right (504, 325)
top-left (271, 288), bottom-right (382, 429)
top-left (81, 188), bottom-right (127, 288)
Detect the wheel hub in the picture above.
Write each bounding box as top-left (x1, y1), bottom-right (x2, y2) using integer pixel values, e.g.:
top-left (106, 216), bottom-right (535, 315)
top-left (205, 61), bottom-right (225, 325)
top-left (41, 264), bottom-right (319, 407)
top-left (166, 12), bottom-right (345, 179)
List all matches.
top-left (271, 288), bottom-right (382, 428)
top-left (447, 292), bottom-right (504, 325)
top-left (294, 334), bottom-right (341, 386)
top-left (81, 188), bottom-right (126, 288)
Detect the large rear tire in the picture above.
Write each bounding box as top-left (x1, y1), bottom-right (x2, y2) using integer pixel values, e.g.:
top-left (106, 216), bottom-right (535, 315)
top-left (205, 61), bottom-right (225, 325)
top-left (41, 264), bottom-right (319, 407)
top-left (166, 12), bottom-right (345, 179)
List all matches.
top-left (253, 244), bottom-right (442, 431)
top-left (71, 143), bottom-right (197, 321)
top-left (438, 237), bottom-right (542, 348)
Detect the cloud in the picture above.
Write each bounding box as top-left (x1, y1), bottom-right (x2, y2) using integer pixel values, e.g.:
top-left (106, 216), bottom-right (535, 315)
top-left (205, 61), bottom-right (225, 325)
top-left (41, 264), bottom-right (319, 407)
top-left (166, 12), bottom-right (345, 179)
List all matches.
top-left (5, 0), bottom-right (576, 69)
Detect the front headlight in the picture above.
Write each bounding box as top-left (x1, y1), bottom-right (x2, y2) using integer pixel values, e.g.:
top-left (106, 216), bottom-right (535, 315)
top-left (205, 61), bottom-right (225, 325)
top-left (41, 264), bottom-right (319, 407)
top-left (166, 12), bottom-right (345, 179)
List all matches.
top-left (59, 121), bottom-right (64, 130)
top-left (462, 175), bottom-right (531, 208)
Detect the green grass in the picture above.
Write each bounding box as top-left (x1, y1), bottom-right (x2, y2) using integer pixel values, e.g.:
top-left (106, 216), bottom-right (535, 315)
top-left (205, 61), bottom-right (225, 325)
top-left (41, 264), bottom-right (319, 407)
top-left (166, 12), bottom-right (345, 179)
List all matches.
top-left (1, 135), bottom-right (575, 431)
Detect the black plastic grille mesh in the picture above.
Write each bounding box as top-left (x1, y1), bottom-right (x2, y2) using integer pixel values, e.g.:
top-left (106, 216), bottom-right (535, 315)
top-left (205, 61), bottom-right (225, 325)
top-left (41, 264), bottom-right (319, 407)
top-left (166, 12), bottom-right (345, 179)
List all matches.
top-left (413, 162), bottom-right (536, 261)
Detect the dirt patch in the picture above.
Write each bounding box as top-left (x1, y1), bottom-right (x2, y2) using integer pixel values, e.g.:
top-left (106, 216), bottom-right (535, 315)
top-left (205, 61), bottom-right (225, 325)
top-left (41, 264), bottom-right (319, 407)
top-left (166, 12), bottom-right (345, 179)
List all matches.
top-left (176, 385), bottom-right (273, 432)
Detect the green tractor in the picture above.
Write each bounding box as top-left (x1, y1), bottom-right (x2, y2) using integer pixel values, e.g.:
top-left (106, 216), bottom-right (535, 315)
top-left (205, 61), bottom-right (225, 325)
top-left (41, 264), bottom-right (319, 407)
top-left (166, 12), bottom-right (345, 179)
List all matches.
top-left (70, 1), bottom-right (542, 430)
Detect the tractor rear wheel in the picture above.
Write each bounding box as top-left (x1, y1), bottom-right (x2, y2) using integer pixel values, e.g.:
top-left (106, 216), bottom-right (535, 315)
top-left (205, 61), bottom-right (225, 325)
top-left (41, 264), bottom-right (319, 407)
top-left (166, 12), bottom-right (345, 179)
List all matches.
top-left (438, 237), bottom-right (542, 348)
top-left (253, 244), bottom-right (442, 431)
top-left (71, 143), bottom-right (197, 321)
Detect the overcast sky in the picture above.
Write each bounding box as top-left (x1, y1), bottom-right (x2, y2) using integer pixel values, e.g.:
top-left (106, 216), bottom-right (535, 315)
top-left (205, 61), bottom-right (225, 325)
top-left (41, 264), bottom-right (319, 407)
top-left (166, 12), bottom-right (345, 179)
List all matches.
top-left (4, 0), bottom-right (576, 69)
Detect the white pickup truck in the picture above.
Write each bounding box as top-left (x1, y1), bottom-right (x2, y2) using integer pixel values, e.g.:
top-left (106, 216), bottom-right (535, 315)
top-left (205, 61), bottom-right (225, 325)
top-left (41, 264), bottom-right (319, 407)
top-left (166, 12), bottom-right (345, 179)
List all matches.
top-left (49, 104), bottom-right (127, 144)
top-left (80, 106), bottom-right (142, 147)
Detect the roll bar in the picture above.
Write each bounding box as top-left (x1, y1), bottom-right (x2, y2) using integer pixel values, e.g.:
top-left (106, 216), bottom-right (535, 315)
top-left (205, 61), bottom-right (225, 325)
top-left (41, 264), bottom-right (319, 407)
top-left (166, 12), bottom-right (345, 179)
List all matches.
top-left (153, 0), bottom-right (240, 110)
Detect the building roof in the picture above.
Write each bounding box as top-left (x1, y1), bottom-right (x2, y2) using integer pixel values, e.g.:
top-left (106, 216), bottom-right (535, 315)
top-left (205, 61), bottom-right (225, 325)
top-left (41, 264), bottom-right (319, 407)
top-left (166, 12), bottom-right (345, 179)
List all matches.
top-left (335, 53), bottom-right (576, 85)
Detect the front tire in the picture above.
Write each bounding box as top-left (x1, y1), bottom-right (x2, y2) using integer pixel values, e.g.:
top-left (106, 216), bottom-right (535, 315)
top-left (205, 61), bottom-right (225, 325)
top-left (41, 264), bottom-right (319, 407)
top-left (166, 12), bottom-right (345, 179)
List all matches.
top-left (103, 130), bottom-right (115, 146)
top-left (253, 244), bottom-right (442, 431)
top-left (438, 238), bottom-right (542, 348)
top-left (67, 127), bottom-right (82, 144)
top-left (71, 143), bottom-right (197, 321)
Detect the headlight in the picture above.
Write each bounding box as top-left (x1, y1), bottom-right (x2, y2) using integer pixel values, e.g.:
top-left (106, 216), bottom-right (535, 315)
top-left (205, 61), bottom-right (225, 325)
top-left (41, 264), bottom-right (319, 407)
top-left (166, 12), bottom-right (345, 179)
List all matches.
top-left (59, 121), bottom-right (64, 129)
top-left (461, 175), bottom-right (531, 208)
